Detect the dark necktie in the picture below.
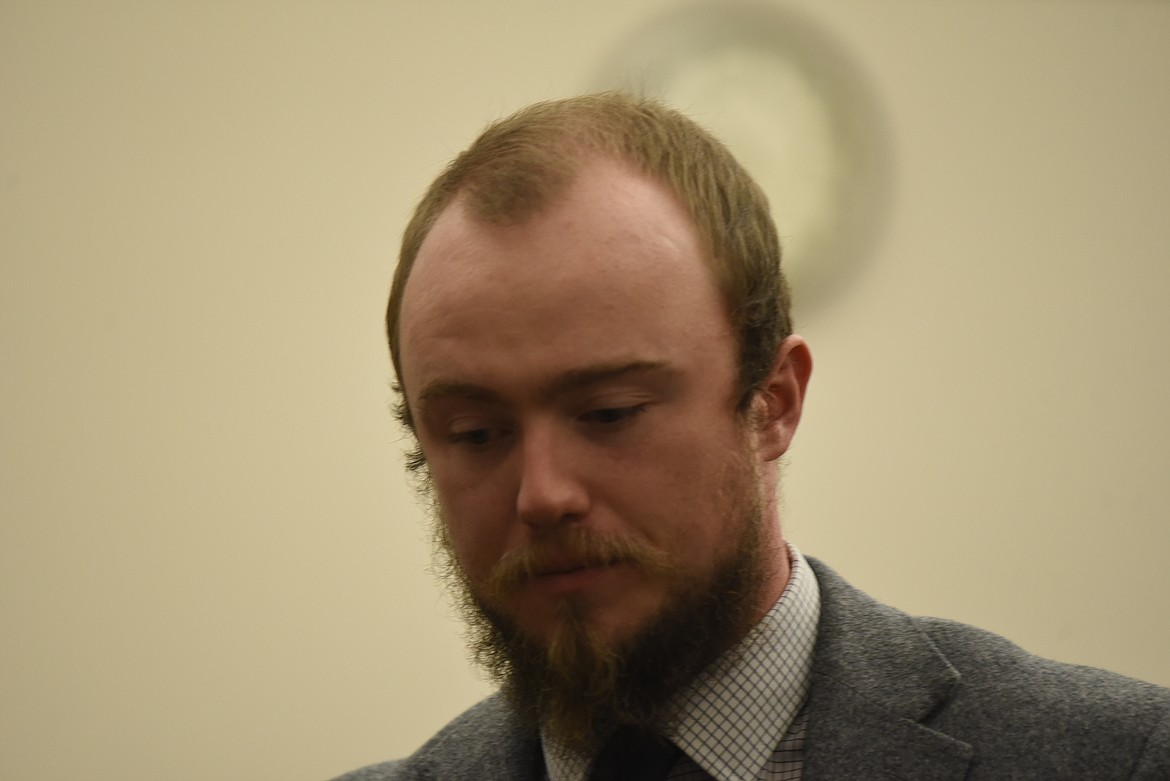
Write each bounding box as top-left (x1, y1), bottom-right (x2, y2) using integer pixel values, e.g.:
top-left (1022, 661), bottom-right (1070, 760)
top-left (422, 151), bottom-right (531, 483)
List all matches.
top-left (587, 726), bottom-right (681, 781)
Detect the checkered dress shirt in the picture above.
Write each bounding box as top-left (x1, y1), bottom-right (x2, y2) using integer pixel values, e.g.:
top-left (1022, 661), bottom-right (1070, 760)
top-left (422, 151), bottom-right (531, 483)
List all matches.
top-left (543, 545), bottom-right (821, 781)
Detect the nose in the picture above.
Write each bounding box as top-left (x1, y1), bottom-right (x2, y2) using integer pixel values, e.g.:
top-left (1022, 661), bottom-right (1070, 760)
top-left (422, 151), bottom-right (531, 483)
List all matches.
top-left (515, 424), bottom-right (589, 528)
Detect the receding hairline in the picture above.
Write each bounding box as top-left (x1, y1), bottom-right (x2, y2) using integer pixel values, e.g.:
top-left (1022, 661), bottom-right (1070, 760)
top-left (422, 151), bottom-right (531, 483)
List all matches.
top-left (388, 92), bottom-right (792, 440)
top-left (414, 149), bottom-right (720, 284)
top-left (402, 154), bottom-right (722, 335)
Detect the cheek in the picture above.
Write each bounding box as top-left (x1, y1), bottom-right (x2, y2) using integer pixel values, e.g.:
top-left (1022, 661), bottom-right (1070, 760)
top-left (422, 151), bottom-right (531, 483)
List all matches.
top-left (433, 474), bottom-right (515, 582)
top-left (439, 514), bottom-right (496, 586)
top-left (657, 438), bottom-right (756, 556)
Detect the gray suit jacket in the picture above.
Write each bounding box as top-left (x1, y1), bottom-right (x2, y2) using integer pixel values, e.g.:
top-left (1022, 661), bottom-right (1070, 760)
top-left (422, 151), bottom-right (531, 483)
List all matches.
top-left (333, 558), bottom-right (1170, 780)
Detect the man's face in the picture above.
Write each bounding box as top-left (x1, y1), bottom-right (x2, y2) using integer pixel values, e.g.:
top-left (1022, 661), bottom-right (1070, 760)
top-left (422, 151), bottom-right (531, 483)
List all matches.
top-left (398, 158), bottom-right (784, 654)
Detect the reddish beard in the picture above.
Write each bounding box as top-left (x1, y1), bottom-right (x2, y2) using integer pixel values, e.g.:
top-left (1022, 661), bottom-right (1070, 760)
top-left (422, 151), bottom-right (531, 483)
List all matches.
top-left (436, 499), bottom-right (766, 755)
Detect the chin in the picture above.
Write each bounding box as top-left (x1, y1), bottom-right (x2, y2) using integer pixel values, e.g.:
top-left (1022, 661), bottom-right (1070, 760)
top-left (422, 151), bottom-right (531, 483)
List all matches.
top-left (518, 595), bottom-right (662, 653)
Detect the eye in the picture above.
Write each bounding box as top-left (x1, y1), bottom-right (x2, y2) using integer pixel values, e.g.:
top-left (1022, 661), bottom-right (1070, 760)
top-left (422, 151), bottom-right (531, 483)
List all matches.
top-left (579, 404), bottom-right (648, 426)
top-left (448, 423), bottom-right (511, 447)
top-left (450, 429), bottom-right (491, 445)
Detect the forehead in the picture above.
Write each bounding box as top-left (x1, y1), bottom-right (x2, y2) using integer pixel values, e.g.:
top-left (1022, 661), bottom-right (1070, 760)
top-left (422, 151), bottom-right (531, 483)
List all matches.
top-left (397, 159), bottom-right (731, 397)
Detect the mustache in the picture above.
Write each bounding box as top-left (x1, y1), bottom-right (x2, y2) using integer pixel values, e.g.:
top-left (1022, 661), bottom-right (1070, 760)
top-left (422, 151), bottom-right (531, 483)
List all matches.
top-left (484, 530), bottom-right (675, 595)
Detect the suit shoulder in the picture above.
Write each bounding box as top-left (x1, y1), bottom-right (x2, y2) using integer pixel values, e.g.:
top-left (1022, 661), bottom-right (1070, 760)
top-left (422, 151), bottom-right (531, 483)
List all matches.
top-left (915, 615), bottom-right (1170, 774)
top-left (917, 615), bottom-right (1170, 711)
top-left (328, 758), bottom-right (404, 781)
top-left (806, 558), bottom-right (1170, 776)
top-left (327, 695), bottom-right (539, 781)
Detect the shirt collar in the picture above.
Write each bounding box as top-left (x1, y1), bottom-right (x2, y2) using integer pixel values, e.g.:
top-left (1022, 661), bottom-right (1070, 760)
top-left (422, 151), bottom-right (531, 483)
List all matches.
top-left (543, 544), bottom-right (821, 781)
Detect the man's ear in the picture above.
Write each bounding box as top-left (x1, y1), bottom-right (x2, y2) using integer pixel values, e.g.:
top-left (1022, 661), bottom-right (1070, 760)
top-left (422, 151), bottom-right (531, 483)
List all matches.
top-left (753, 335), bottom-right (813, 462)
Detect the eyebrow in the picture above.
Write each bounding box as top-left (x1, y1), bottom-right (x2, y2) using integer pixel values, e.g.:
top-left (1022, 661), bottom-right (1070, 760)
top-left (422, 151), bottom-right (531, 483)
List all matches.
top-left (415, 360), bottom-right (673, 408)
top-left (547, 360), bottom-right (672, 397)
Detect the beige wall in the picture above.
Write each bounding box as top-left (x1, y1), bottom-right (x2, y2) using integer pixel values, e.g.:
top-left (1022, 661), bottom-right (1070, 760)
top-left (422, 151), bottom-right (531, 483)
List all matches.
top-left (2, 1), bottom-right (1167, 778)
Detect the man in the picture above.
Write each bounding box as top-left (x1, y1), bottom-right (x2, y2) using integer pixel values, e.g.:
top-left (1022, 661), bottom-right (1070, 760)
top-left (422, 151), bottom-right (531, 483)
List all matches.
top-left (335, 94), bottom-right (1170, 780)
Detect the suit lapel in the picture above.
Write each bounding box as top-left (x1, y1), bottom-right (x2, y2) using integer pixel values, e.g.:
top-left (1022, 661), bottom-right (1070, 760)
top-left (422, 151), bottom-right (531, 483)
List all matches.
top-left (802, 559), bottom-right (974, 781)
